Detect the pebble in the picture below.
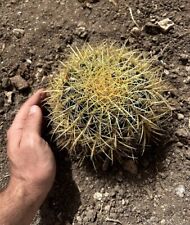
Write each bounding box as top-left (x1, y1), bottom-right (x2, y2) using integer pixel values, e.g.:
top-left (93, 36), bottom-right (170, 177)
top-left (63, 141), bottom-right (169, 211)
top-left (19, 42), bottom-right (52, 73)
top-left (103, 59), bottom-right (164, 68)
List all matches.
top-left (177, 113), bottom-right (184, 120)
top-left (156, 18), bottom-right (174, 32)
top-left (184, 150), bottom-right (190, 160)
top-left (175, 128), bottom-right (189, 138)
top-left (183, 76), bottom-right (190, 84)
top-left (164, 69), bottom-right (170, 76)
top-left (175, 184), bottom-right (185, 197)
top-left (85, 209), bottom-right (97, 222)
top-left (75, 22), bottom-right (88, 39)
top-left (176, 142), bottom-right (183, 148)
top-left (93, 192), bottom-right (103, 201)
top-left (10, 75), bottom-right (28, 90)
top-left (104, 205), bottom-right (111, 212)
top-left (180, 54), bottom-right (189, 65)
top-left (13, 28), bottom-right (25, 38)
top-left (185, 66), bottom-right (190, 73)
top-left (1, 78), bottom-right (11, 90)
top-left (130, 26), bottom-right (141, 36)
top-left (5, 91), bottom-right (14, 104)
top-left (109, 212), bottom-right (118, 219)
top-left (160, 219), bottom-right (166, 224)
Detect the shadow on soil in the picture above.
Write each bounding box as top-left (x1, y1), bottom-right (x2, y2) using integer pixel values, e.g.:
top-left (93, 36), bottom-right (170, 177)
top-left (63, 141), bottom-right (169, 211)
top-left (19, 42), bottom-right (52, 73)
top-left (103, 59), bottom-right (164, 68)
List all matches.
top-left (40, 150), bottom-right (81, 225)
top-left (80, 132), bottom-right (175, 185)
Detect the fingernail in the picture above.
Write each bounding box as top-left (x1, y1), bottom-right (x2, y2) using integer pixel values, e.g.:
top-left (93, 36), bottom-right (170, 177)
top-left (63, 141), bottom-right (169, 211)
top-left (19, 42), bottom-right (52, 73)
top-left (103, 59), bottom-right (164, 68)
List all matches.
top-left (40, 92), bottom-right (46, 100)
top-left (29, 105), bottom-right (37, 115)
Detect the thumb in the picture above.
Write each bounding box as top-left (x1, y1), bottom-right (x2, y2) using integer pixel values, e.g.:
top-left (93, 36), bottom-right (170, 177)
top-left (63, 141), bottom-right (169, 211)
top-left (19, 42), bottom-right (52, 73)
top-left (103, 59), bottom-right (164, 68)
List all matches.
top-left (24, 105), bottom-right (43, 135)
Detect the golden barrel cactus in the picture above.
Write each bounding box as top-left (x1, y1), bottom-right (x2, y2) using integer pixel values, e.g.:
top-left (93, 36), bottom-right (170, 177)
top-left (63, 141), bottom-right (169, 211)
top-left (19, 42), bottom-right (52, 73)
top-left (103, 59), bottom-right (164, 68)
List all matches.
top-left (46, 43), bottom-right (170, 162)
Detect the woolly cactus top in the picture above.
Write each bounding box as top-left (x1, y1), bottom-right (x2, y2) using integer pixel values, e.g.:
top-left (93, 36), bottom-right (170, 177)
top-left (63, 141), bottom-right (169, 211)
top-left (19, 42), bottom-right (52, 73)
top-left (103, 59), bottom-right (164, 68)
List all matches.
top-left (47, 43), bottom-right (171, 162)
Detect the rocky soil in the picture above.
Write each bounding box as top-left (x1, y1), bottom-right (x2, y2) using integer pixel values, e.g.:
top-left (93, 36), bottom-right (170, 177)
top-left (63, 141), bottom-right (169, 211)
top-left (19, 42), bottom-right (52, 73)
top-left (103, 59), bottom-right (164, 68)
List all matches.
top-left (0, 0), bottom-right (190, 225)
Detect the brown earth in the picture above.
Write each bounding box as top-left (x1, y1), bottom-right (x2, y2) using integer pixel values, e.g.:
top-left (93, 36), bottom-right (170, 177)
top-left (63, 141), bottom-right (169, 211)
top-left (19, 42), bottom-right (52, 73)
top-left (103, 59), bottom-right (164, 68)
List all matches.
top-left (0, 0), bottom-right (190, 225)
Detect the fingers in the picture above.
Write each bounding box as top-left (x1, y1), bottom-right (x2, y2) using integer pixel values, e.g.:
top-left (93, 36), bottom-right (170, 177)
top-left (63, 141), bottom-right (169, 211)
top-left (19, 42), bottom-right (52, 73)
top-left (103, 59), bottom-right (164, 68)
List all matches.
top-left (12, 89), bottom-right (45, 130)
top-left (23, 105), bottom-right (43, 136)
top-left (7, 89), bottom-right (45, 148)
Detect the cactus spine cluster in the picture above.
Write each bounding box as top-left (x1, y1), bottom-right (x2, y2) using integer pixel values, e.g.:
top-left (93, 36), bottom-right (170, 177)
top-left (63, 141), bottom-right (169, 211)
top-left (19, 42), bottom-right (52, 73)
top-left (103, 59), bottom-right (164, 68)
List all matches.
top-left (47, 43), bottom-right (170, 162)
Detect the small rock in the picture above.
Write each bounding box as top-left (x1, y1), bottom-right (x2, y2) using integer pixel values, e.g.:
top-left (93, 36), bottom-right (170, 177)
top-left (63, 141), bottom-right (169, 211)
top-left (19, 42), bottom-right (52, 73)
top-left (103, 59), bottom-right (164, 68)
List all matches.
top-left (163, 69), bottom-right (170, 76)
top-left (109, 212), bottom-right (118, 219)
top-left (184, 150), bottom-right (190, 160)
top-left (1, 78), bottom-right (11, 90)
top-left (185, 66), bottom-right (190, 73)
top-left (10, 75), bottom-right (28, 90)
top-left (176, 141), bottom-right (183, 148)
top-left (177, 113), bottom-right (184, 120)
top-left (13, 28), bottom-right (25, 38)
top-left (104, 205), bottom-right (111, 212)
top-left (75, 23), bottom-right (88, 39)
top-left (160, 219), bottom-right (166, 224)
top-left (5, 91), bottom-right (14, 104)
top-left (123, 159), bottom-right (138, 174)
top-left (156, 18), bottom-right (174, 33)
top-left (110, 190), bottom-right (116, 197)
top-left (183, 76), bottom-right (190, 84)
top-left (175, 184), bottom-right (185, 197)
top-left (93, 192), bottom-right (102, 201)
top-left (85, 209), bottom-right (97, 222)
top-left (179, 54), bottom-right (189, 65)
top-left (76, 216), bottom-right (82, 223)
top-left (130, 26), bottom-right (141, 36)
top-left (176, 128), bottom-right (189, 138)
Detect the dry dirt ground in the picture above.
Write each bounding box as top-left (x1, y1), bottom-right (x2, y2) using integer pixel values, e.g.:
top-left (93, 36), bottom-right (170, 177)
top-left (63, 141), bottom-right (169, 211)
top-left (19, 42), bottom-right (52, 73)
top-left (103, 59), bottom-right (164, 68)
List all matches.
top-left (0, 0), bottom-right (190, 225)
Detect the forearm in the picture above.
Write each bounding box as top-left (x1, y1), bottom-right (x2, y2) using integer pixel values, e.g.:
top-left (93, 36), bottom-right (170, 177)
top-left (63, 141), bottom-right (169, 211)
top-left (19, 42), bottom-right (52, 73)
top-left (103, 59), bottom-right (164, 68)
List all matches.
top-left (0, 178), bottom-right (45, 225)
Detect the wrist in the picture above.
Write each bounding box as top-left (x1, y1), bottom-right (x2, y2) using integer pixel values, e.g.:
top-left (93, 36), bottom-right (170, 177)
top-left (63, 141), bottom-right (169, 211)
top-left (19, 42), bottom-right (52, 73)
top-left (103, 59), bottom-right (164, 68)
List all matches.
top-left (5, 176), bottom-right (47, 208)
top-left (0, 177), bottom-right (47, 225)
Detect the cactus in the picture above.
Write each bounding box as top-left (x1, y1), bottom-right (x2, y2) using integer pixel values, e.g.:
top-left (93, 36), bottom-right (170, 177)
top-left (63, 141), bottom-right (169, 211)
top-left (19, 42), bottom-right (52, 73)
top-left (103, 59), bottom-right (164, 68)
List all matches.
top-left (46, 43), bottom-right (171, 162)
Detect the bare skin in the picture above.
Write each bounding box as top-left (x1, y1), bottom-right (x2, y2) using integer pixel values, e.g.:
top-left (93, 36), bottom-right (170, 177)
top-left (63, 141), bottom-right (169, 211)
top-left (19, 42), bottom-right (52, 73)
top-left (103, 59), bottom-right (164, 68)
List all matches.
top-left (0, 90), bottom-right (56, 225)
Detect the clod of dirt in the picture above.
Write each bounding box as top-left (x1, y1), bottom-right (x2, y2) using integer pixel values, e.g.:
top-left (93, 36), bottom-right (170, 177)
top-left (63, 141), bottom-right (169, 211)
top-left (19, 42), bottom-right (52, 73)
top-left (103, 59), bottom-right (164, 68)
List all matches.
top-left (10, 75), bottom-right (28, 90)
top-left (156, 18), bottom-right (174, 33)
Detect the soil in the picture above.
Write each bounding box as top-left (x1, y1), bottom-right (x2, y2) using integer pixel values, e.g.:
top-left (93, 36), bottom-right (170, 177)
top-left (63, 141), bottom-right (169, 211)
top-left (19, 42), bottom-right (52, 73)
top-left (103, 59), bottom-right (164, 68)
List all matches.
top-left (0, 0), bottom-right (190, 225)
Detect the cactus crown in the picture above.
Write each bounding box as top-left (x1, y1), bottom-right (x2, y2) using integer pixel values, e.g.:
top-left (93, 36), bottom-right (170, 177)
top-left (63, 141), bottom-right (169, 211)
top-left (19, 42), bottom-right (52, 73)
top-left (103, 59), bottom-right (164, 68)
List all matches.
top-left (47, 43), bottom-right (170, 161)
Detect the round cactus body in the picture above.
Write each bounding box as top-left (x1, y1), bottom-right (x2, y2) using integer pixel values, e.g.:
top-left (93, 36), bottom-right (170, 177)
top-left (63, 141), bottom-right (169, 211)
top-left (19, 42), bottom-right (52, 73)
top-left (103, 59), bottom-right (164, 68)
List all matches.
top-left (47, 43), bottom-right (170, 161)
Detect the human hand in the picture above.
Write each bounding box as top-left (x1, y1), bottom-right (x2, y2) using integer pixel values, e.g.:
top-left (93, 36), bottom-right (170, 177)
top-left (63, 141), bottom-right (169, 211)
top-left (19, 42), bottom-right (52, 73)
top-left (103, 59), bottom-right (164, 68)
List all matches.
top-left (6, 89), bottom-right (56, 201)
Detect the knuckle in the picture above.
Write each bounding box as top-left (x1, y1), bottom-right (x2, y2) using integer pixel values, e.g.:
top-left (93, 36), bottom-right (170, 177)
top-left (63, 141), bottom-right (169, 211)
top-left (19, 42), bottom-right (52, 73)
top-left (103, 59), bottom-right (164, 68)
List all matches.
top-left (21, 133), bottom-right (42, 149)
